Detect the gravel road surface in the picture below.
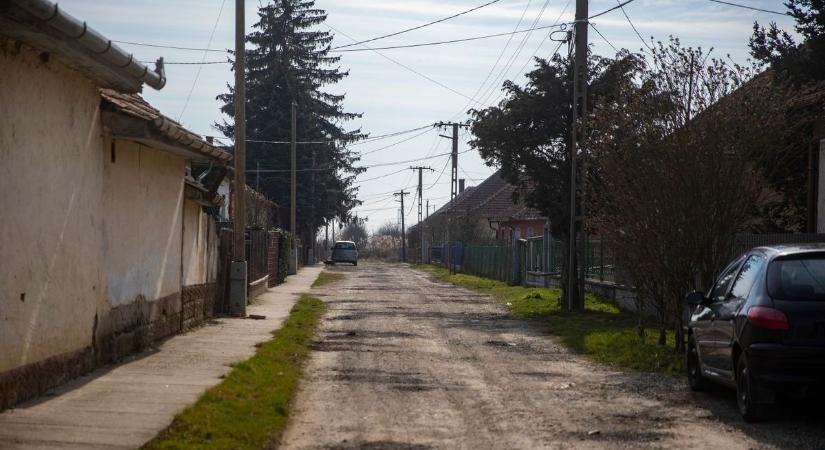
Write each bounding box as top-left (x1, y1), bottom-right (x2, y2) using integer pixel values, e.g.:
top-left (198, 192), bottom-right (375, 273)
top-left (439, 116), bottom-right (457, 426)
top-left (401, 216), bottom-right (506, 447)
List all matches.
top-left (279, 262), bottom-right (825, 449)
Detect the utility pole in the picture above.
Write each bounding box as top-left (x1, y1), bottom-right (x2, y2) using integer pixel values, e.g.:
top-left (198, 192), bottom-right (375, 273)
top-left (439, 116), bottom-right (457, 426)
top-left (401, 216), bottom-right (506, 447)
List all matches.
top-left (436, 122), bottom-right (469, 274)
top-left (394, 189), bottom-right (410, 262)
top-left (567, 0), bottom-right (588, 312)
top-left (410, 166), bottom-right (433, 263)
top-left (229, 0), bottom-right (247, 316)
top-left (289, 100), bottom-right (297, 274)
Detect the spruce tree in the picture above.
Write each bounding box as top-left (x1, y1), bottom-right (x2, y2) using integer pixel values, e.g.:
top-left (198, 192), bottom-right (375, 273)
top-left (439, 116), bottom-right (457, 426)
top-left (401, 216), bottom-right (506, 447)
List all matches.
top-left (217, 0), bottom-right (364, 240)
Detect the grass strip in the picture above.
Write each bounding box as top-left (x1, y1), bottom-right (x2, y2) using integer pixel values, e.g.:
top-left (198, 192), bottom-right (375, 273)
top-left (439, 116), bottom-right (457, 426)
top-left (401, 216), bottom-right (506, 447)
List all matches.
top-left (413, 264), bottom-right (684, 374)
top-left (311, 271), bottom-right (345, 288)
top-left (143, 294), bottom-right (326, 450)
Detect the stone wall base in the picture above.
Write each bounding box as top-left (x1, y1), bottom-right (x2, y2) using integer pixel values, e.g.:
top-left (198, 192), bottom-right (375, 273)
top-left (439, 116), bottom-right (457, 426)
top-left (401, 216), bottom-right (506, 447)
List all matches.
top-left (1, 282), bottom-right (218, 411)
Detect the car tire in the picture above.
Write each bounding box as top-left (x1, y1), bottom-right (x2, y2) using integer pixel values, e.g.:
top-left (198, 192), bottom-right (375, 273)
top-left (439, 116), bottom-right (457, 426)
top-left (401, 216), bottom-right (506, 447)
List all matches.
top-left (687, 336), bottom-right (711, 392)
top-left (353, 261), bottom-right (358, 266)
top-left (736, 353), bottom-right (768, 422)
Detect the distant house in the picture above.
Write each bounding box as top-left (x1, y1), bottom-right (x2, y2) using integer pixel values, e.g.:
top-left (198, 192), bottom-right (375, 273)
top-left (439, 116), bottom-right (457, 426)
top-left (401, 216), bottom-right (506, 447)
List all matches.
top-left (1, 0), bottom-right (232, 409)
top-left (417, 170), bottom-right (548, 245)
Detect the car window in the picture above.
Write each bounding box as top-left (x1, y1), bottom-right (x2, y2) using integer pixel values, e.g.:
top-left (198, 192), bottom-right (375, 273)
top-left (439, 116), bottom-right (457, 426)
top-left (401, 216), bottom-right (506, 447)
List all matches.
top-left (767, 254), bottom-right (825, 301)
top-left (334, 242), bottom-right (356, 250)
top-left (729, 255), bottom-right (766, 300)
top-left (709, 258), bottom-right (743, 303)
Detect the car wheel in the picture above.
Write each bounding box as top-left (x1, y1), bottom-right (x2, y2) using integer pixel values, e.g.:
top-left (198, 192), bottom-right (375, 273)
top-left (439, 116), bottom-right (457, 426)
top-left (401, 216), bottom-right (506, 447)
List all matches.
top-left (687, 336), bottom-right (711, 392)
top-left (353, 261), bottom-right (358, 266)
top-left (736, 353), bottom-right (768, 422)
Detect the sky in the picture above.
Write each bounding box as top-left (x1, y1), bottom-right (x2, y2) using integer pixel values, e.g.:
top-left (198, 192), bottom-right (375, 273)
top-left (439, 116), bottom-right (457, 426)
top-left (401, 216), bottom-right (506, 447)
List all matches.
top-left (62, 0), bottom-right (796, 231)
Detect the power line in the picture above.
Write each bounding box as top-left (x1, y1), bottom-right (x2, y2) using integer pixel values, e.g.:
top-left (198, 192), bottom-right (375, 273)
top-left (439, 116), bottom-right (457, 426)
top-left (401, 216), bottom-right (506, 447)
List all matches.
top-left (707, 0), bottom-right (788, 15)
top-left (212, 124), bottom-right (434, 146)
top-left (590, 22), bottom-right (618, 53)
top-left (326, 23), bottom-right (488, 107)
top-left (178, 0), bottom-right (227, 121)
top-left (250, 148), bottom-right (473, 173)
top-left (478, 0), bottom-right (553, 107)
top-left (332, 0), bottom-right (502, 50)
top-left (426, 155), bottom-right (452, 190)
top-left (585, 0), bottom-right (638, 20)
top-left (356, 168), bottom-right (409, 183)
top-left (332, 20), bottom-right (569, 53)
top-left (451, 0), bottom-right (535, 121)
top-left (116, 40), bottom-right (228, 52)
top-left (507, 0), bottom-right (573, 91)
top-left (358, 127), bottom-right (435, 157)
top-left (616, 0), bottom-right (653, 54)
top-left (140, 60), bottom-right (229, 65)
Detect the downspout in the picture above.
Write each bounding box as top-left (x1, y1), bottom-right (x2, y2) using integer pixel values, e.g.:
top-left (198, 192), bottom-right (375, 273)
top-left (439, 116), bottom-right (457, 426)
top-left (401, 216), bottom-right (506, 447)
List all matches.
top-left (488, 219), bottom-right (501, 239)
top-left (12, 0), bottom-right (166, 89)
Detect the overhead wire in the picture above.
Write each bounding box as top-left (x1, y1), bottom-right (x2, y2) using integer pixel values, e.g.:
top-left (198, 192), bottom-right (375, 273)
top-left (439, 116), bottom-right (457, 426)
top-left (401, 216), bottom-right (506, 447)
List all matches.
top-left (706, 0), bottom-right (788, 15)
top-left (616, 0), bottom-right (653, 54)
top-left (213, 124), bottom-right (433, 145)
top-left (331, 17), bottom-right (568, 53)
top-left (508, 0), bottom-right (572, 89)
top-left (478, 0), bottom-right (553, 107)
top-left (590, 22), bottom-right (618, 53)
top-left (332, 0), bottom-right (502, 50)
top-left (178, 0), bottom-right (227, 121)
top-left (120, 1), bottom-right (645, 58)
top-left (449, 0), bottom-right (535, 122)
top-left (250, 149), bottom-right (473, 173)
top-left (117, 40), bottom-right (228, 52)
top-left (326, 23), bottom-right (489, 107)
top-left (585, 0), bottom-right (638, 20)
top-left (358, 127), bottom-right (435, 157)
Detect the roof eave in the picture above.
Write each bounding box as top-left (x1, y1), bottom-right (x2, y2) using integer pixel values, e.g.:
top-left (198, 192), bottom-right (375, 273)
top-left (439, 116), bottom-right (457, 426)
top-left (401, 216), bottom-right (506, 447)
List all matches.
top-left (1, 0), bottom-right (165, 92)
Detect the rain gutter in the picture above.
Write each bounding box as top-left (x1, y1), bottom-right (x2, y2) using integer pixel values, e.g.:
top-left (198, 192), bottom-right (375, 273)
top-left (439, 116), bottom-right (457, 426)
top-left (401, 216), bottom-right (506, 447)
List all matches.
top-left (10, 0), bottom-right (166, 90)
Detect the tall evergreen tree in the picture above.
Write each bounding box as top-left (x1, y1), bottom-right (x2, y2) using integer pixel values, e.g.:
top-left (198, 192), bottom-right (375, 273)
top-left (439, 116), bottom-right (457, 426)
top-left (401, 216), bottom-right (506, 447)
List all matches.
top-left (217, 0), bottom-right (365, 240)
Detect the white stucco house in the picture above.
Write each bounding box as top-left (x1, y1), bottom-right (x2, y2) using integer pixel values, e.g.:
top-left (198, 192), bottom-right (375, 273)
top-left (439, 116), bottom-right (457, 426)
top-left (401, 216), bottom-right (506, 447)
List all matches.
top-left (0, 0), bottom-right (232, 409)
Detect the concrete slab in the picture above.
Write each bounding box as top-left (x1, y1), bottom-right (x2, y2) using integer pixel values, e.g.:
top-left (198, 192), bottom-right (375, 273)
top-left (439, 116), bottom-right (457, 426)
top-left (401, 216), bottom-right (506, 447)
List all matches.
top-left (0, 265), bottom-right (322, 449)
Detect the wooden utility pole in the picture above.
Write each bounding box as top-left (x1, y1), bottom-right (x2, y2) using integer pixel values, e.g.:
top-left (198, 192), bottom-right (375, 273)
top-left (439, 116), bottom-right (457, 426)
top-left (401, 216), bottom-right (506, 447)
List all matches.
top-left (229, 0), bottom-right (247, 316)
top-left (411, 166), bottom-right (433, 263)
top-left (437, 122), bottom-right (469, 274)
top-left (568, 0), bottom-right (588, 312)
top-left (394, 189), bottom-right (410, 262)
top-left (289, 100), bottom-right (298, 273)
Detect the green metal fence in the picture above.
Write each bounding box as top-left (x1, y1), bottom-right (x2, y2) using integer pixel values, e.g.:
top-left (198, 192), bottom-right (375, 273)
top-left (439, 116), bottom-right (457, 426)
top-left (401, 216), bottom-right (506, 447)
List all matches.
top-left (461, 243), bottom-right (514, 283)
top-left (432, 236), bottom-right (615, 285)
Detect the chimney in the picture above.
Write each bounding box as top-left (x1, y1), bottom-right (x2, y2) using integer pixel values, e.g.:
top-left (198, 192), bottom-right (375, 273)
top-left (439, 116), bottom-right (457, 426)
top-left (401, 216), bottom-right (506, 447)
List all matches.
top-left (459, 179), bottom-right (465, 193)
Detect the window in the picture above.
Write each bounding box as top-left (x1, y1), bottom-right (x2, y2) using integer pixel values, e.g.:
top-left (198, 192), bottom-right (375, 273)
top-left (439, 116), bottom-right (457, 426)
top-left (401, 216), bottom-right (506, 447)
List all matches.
top-left (729, 255), bottom-right (766, 300)
top-left (710, 258), bottom-right (744, 303)
top-left (334, 242), bottom-right (356, 250)
top-left (767, 254), bottom-right (825, 301)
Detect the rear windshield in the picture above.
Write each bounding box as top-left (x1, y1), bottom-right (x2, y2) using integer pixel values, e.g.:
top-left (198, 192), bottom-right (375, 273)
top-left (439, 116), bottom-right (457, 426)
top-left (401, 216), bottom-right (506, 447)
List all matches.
top-left (767, 255), bottom-right (825, 301)
top-left (334, 242), bottom-right (356, 250)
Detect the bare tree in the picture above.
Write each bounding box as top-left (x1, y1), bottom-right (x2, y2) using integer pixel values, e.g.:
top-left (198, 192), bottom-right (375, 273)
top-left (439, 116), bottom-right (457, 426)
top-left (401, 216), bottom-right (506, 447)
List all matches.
top-left (339, 221), bottom-right (368, 250)
top-left (589, 38), bottom-right (785, 351)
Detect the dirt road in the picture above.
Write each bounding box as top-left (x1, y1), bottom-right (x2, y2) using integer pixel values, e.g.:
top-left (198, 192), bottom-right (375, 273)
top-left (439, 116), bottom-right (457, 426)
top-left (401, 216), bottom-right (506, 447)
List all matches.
top-left (280, 262), bottom-right (825, 449)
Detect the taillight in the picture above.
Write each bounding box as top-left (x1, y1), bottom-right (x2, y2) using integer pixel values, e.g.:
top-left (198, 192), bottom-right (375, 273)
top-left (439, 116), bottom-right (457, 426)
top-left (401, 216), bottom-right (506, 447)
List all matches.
top-left (747, 306), bottom-right (790, 330)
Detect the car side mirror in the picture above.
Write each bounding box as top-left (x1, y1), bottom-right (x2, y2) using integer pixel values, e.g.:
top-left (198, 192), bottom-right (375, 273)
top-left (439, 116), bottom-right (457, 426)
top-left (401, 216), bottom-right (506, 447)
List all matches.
top-left (685, 291), bottom-right (706, 306)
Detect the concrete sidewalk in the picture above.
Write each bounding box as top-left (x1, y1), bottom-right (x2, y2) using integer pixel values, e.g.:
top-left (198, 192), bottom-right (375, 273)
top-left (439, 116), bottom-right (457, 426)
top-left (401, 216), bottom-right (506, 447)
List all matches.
top-left (0, 265), bottom-right (323, 450)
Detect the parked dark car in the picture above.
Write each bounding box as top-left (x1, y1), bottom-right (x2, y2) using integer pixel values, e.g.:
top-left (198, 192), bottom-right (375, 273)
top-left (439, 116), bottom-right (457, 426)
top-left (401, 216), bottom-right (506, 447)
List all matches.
top-left (331, 240), bottom-right (358, 266)
top-left (686, 244), bottom-right (825, 421)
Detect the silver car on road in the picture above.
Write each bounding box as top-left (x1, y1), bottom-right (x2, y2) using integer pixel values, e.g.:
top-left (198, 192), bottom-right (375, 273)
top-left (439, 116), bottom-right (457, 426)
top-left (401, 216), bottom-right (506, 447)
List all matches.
top-left (331, 241), bottom-right (358, 266)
